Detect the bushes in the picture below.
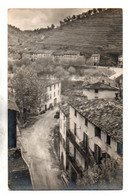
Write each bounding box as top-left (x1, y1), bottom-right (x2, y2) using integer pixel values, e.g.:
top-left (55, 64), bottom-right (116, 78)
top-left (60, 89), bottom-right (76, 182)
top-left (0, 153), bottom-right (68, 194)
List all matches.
top-left (77, 158), bottom-right (123, 189)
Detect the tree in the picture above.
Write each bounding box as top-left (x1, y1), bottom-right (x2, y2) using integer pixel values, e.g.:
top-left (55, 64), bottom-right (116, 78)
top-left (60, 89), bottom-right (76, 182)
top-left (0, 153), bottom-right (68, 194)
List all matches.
top-left (54, 66), bottom-right (69, 79)
top-left (77, 158), bottom-right (123, 189)
top-left (51, 24), bottom-right (55, 29)
top-left (12, 68), bottom-right (47, 124)
top-left (68, 66), bottom-right (76, 75)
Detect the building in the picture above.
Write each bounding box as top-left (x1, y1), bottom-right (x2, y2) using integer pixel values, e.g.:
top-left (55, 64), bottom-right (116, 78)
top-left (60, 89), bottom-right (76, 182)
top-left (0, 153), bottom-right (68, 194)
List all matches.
top-left (59, 104), bottom-right (69, 172)
top-left (118, 55), bottom-right (123, 67)
top-left (8, 99), bottom-right (19, 149)
top-left (32, 50), bottom-right (53, 60)
top-left (83, 81), bottom-right (119, 99)
top-left (52, 51), bottom-right (85, 63)
top-left (42, 80), bottom-right (61, 110)
top-left (86, 54), bottom-right (100, 66)
top-left (62, 98), bottom-right (123, 184)
top-left (109, 73), bottom-right (123, 99)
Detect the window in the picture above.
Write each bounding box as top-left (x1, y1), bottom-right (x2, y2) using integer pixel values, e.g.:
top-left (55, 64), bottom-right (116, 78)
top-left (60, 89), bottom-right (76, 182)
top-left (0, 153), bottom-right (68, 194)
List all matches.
top-left (54, 84), bottom-right (56, 89)
top-left (117, 143), bottom-right (123, 156)
top-left (94, 144), bottom-right (101, 164)
top-left (58, 83), bottom-right (59, 88)
top-left (50, 86), bottom-right (51, 91)
top-left (54, 92), bottom-right (55, 97)
top-left (85, 118), bottom-right (88, 127)
top-left (95, 89), bottom-right (99, 93)
top-left (95, 127), bottom-right (101, 139)
top-left (58, 90), bottom-right (59, 95)
top-left (83, 132), bottom-right (88, 150)
top-left (74, 123), bottom-right (77, 136)
top-left (106, 135), bottom-right (111, 145)
top-left (74, 109), bottom-right (77, 117)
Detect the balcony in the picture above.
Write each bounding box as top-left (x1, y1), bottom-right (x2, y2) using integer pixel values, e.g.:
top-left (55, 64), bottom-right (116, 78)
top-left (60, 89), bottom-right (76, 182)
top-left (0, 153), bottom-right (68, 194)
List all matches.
top-left (67, 153), bottom-right (83, 177)
top-left (67, 129), bottom-right (95, 163)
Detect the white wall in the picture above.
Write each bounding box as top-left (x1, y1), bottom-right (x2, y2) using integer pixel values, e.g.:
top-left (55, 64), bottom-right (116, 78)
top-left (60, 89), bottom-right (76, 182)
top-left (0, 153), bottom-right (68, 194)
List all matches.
top-left (83, 89), bottom-right (117, 99)
top-left (59, 110), bottom-right (67, 170)
top-left (70, 106), bottom-right (122, 164)
top-left (46, 82), bottom-right (61, 109)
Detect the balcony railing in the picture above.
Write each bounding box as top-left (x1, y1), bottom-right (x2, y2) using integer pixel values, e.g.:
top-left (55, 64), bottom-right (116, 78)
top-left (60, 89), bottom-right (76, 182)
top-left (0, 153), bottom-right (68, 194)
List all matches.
top-left (67, 153), bottom-right (83, 177)
top-left (67, 129), bottom-right (95, 163)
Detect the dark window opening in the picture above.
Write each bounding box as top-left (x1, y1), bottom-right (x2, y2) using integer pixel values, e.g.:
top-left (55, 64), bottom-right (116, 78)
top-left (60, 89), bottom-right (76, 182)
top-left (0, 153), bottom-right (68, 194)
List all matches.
top-left (95, 127), bottom-right (101, 139)
top-left (74, 109), bottom-right (77, 117)
top-left (94, 144), bottom-right (101, 164)
top-left (106, 135), bottom-right (111, 145)
top-left (83, 132), bottom-right (88, 150)
top-left (74, 123), bottom-right (77, 136)
top-left (95, 89), bottom-right (99, 93)
top-left (117, 143), bottom-right (123, 156)
top-left (85, 118), bottom-right (88, 127)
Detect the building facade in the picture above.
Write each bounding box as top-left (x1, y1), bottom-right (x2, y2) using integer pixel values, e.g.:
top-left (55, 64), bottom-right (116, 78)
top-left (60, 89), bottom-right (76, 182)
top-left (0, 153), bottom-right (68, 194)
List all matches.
top-left (52, 51), bottom-right (85, 63)
top-left (44, 80), bottom-right (61, 110)
top-left (60, 98), bottom-right (122, 184)
top-left (83, 82), bottom-right (118, 99)
top-left (59, 104), bottom-right (69, 171)
top-left (8, 99), bottom-right (19, 149)
top-left (86, 54), bottom-right (100, 66)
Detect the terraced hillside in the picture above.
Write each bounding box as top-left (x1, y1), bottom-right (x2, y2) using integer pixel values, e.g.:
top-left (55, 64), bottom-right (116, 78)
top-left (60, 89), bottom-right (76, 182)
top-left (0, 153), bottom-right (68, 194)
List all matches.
top-left (8, 9), bottom-right (122, 65)
top-left (42, 9), bottom-right (122, 54)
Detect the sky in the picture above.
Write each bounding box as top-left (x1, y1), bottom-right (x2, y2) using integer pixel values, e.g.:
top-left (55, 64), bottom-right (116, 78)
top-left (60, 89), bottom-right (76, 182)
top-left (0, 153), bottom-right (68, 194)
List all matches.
top-left (8, 8), bottom-right (90, 30)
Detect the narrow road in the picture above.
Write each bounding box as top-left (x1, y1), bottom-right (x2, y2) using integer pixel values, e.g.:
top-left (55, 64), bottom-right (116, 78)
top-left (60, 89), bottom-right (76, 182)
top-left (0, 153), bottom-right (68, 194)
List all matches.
top-left (20, 108), bottom-right (63, 190)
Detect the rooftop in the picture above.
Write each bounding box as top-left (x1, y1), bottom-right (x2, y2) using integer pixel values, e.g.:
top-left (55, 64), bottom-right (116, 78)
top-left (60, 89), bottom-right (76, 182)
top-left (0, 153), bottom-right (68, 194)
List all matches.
top-left (38, 78), bottom-right (61, 87)
top-left (83, 82), bottom-right (118, 91)
top-left (52, 51), bottom-right (80, 56)
top-left (69, 98), bottom-right (123, 143)
top-left (60, 104), bottom-right (69, 117)
top-left (8, 99), bottom-right (19, 112)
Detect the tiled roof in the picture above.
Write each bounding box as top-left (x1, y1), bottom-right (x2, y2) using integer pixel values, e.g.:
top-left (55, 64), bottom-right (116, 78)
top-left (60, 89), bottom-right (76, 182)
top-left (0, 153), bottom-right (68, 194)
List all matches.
top-left (52, 51), bottom-right (80, 56)
top-left (60, 104), bottom-right (69, 117)
top-left (83, 82), bottom-right (118, 91)
top-left (69, 98), bottom-right (123, 143)
top-left (38, 78), bottom-right (61, 87)
top-left (8, 99), bottom-right (19, 112)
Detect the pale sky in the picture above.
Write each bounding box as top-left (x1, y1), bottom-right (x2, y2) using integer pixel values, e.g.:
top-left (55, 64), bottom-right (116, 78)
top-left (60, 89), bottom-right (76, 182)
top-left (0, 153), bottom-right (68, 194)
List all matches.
top-left (8, 8), bottom-right (90, 30)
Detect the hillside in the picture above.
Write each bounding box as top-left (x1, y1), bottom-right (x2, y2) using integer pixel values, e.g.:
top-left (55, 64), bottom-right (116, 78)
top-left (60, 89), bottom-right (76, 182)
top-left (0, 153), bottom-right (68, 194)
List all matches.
top-left (42, 9), bottom-right (122, 53)
top-left (8, 8), bottom-right (122, 65)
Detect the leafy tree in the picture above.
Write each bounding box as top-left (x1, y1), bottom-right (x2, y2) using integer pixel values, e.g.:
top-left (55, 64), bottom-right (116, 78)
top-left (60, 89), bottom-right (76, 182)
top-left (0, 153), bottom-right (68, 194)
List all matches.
top-left (54, 66), bottom-right (69, 79)
top-left (77, 158), bottom-right (122, 189)
top-left (68, 66), bottom-right (76, 74)
top-left (12, 68), bottom-right (47, 124)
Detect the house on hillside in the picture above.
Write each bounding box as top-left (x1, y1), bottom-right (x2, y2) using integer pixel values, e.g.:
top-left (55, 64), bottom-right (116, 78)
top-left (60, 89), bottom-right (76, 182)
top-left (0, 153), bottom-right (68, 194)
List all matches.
top-left (83, 81), bottom-right (119, 99)
top-left (86, 54), bottom-right (100, 66)
top-left (118, 55), bottom-right (123, 68)
top-left (65, 98), bottom-right (122, 184)
top-left (40, 80), bottom-right (61, 111)
top-left (8, 99), bottom-right (19, 149)
top-left (32, 50), bottom-right (53, 60)
top-left (52, 51), bottom-right (85, 63)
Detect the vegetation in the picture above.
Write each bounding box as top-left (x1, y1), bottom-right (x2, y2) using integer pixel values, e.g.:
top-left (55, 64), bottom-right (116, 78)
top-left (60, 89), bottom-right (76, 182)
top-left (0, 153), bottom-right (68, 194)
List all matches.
top-left (77, 158), bottom-right (123, 189)
top-left (12, 68), bottom-right (47, 124)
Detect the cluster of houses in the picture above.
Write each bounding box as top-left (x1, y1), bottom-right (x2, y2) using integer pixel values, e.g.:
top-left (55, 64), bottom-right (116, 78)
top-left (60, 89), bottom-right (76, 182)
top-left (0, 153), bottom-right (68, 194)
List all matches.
top-left (8, 65), bottom-right (123, 187)
top-left (59, 76), bottom-right (123, 185)
top-left (23, 49), bottom-right (123, 68)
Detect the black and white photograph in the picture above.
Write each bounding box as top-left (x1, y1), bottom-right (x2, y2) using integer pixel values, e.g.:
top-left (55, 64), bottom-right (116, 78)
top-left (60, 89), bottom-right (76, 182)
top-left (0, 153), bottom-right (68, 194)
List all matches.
top-left (7, 7), bottom-right (123, 190)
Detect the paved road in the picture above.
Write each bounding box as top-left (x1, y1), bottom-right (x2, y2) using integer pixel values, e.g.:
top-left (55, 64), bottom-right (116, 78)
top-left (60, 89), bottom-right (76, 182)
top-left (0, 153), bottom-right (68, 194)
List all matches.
top-left (20, 108), bottom-right (63, 190)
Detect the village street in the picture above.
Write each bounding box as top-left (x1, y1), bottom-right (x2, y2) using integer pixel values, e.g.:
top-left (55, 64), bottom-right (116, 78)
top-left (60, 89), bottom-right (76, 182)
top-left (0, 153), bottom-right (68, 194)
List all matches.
top-left (20, 108), bottom-right (64, 190)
